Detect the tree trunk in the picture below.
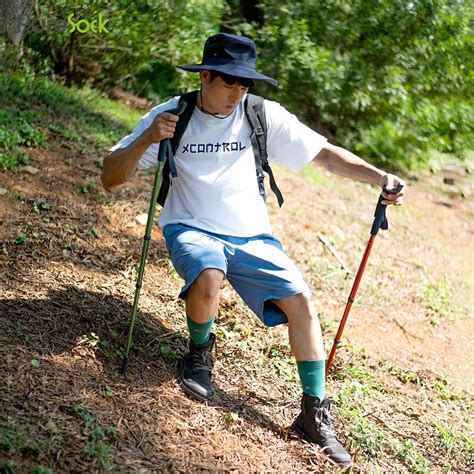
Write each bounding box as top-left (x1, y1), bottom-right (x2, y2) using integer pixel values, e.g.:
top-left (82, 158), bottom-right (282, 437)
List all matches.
top-left (221, 0), bottom-right (264, 33)
top-left (240, 0), bottom-right (264, 26)
top-left (0, 0), bottom-right (35, 48)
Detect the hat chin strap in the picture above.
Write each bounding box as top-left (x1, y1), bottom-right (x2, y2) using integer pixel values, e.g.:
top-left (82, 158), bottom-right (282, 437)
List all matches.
top-left (198, 88), bottom-right (233, 120)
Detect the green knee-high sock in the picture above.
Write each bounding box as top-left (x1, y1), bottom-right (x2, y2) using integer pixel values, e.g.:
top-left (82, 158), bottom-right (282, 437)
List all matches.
top-left (296, 359), bottom-right (326, 400)
top-left (186, 315), bottom-right (215, 346)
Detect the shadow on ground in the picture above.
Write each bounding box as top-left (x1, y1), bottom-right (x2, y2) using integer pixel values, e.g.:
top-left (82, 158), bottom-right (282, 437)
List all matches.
top-left (0, 287), bottom-right (286, 448)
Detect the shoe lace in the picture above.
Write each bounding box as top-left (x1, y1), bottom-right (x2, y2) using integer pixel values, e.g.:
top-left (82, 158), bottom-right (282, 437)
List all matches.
top-left (188, 344), bottom-right (215, 371)
top-left (314, 406), bottom-right (336, 438)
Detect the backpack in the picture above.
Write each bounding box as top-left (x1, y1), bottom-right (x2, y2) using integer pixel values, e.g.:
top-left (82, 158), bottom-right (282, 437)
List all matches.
top-left (157, 90), bottom-right (284, 208)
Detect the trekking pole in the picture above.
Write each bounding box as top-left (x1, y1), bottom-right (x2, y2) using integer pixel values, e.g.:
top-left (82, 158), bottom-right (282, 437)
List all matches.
top-left (121, 101), bottom-right (187, 375)
top-left (325, 183), bottom-right (404, 376)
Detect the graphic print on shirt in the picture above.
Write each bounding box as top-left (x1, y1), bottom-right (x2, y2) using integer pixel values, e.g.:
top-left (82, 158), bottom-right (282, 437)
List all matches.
top-left (181, 141), bottom-right (247, 154)
top-left (108, 96), bottom-right (327, 236)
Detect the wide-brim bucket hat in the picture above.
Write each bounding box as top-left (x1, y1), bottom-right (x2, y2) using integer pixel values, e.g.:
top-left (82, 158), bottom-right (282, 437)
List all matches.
top-left (177, 33), bottom-right (278, 87)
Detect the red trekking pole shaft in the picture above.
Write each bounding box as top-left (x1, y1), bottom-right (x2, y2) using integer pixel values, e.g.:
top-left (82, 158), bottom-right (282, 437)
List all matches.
top-left (325, 183), bottom-right (403, 376)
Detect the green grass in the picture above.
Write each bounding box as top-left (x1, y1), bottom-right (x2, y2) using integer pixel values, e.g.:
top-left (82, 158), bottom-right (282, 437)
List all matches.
top-left (331, 356), bottom-right (473, 471)
top-left (0, 72), bottom-right (142, 172)
top-left (301, 162), bottom-right (330, 186)
top-left (389, 439), bottom-right (430, 472)
top-left (421, 276), bottom-right (455, 321)
top-left (74, 86), bottom-right (143, 127)
top-left (433, 419), bottom-right (456, 456)
top-left (432, 377), bottom-right (463, 401)
top-left (73, 405), bottom-right (118, 472)
top-left (336, 381), bottom-right (432, 471)
top-left (0, 417), bottom-right (60, 472)
top-left (300, 162), bottom-right (355, 197)
top-left (337, 382), bottom-right (386, 457)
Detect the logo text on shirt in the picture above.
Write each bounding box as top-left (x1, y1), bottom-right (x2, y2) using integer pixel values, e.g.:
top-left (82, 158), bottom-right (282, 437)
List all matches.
top-left (182, 142), bottom-right (247, 154)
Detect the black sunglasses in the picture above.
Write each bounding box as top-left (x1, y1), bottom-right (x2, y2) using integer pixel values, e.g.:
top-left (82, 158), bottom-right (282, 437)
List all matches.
top-left (219, 72), bottom-right (255, 89)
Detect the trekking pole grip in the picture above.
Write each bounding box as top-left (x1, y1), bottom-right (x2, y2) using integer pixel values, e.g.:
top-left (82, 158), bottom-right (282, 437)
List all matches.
top-left (370, 183), bottom-right (403, 236)
top-left (157, 101), bottom-right (188, 163)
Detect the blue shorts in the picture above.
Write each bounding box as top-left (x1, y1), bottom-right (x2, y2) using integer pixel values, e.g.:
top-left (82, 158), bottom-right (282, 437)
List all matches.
top-left (162, 223), bottom-right (311, 327)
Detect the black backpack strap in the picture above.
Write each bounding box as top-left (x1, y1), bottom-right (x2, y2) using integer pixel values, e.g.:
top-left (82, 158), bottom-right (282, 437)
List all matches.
top-left (244, 94), bottom-right (284, 207)
top-left (157, 90), bottom-right (198, 207)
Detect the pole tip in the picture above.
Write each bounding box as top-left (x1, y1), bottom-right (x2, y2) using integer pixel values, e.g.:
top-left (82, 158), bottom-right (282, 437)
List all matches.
top-left (120, 357), bottom-right (129, 375)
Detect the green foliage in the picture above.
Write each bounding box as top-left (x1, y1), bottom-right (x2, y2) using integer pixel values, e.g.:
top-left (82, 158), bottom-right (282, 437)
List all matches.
top-left (14, 234), bottom-right (27, 245)
top-left (338, 383), bottom-right (385, 456)
top-left (432, 377), bottom-right (462, 401)
top-left (20, 0), bottom-right (224, 98)
top-left (159, 344), bottom-right (177, 362)
top-left (105, 386), bottom-right (114, 397)
top-left (378, 359), bottom-right (421, 385)
top-left (244, 0), bottom-right (474, 170)
top-left (390, 439), bottom-right (430, 471)
top-left (421, 276), bottom-right (455, 320)
top-left (433, 419), bottom-right (456, 456)
top-left (73, 405), bottom-right (118, 471)
top-left (75, 178), bottom-right (97, 195)
top-left (0, 418), bottom-right (60, 464)
top-left (28, 467), bottom-right (54, 474)
top-left (0, 71), bottom-right (141, 173)
top-left (0, 150), bottom-right (27, 171)
top-left (2, 0), bottom-right (472, 171)
top-left (0, 106), bottom-right (48, 170)
top-left (78, 332), bottom-right (100, 347)
top-left (333, 365), bottom-right (379, 388)
top-left (0, 460), bottom-right (15, 474)
top-left (355, 98), bottom-right (474, 169)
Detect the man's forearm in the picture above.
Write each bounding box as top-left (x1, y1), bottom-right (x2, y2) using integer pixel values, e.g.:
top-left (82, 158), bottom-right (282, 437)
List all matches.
top-left (315, 143), bottom-right (385, 187)
top-left (101, 131), bottom-right (153, 189)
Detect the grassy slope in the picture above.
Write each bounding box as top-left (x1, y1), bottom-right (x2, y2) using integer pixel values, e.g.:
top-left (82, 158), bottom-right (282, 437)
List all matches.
top-left (0, 74), bottom-right (472, 473)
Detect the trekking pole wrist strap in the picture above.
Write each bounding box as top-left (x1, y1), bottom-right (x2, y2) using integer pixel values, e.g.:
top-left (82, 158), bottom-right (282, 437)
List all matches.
top-left (371, 183), bottom-right (403, 235)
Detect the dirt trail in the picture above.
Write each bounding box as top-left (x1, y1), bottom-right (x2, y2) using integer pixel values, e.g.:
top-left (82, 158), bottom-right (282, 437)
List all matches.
top-left (343, 179), bottom-right (473, 392)
top-left (269, 165), bottom-right (473, 393)
top-left (0, 143), bottom-right (472, 472)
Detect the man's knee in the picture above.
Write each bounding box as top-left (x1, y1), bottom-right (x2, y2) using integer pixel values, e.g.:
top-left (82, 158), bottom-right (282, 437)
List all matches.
top-left (299, 291), bottom-right (314, 306)
top-left (273, 292), bottom-right (318, 324)
top-left (294, 292), bottom-right (317, 318)
top-left (274, 291), bottom-right (313, 311)
top-left (189, 268), bottom-right (225, 300)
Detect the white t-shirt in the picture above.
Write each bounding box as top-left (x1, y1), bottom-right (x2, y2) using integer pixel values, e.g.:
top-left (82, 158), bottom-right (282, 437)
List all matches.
top-left (109, 96), bottom-right (327, 237)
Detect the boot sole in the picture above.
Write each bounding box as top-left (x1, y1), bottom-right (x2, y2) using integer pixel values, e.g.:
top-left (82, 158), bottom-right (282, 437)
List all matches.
top-left (178, 360), bottom-right (212, 402)
top-left (291, 422), bottom-right (351, 467)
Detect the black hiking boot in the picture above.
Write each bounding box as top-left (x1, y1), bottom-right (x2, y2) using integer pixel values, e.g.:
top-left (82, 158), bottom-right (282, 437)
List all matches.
top-left (292, 393), bottom-right (351, 466)
top-left (179, 333), bottom-right (216, 401)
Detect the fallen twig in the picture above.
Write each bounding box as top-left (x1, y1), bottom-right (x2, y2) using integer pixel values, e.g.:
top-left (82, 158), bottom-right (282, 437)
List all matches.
top-left (366, 412), bottom-right (419, 441)
top-left (392, 317), bottom-right (422, 340)
top-left (317, 233), bottom-right (352, 274)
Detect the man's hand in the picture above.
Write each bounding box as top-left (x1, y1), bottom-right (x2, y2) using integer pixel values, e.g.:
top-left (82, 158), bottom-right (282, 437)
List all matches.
top-left (143, 112), bottom-right (179, 144)
top-left (379, 173), bottom-right (406, 205)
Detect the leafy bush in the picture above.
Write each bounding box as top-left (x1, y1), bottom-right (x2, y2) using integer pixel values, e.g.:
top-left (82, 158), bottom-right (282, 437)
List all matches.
top-left (0, 151), bottom-right (28, 171)
top-left (22, 0), bottom-right (224, 97)
top-left (1, 0), bottom-right (472, 171)
top-left (0, 70), bottom-right (142, 169)
top-left (244, 0), bottom-right (474, 170)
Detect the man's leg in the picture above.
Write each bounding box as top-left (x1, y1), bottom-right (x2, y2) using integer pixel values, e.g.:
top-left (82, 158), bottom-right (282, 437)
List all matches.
top-left (186, 268), bottom-right (224, 322)
top-left (272, 292), bottom-right (326, 398)
top-left (185, 268), bottom-right (224, 344)
top-left (179, 268), bottom-right (225, 401)
top-left (272, 292), bottom-right (324, 359)
top-left (163, 224), bottom-right (228, 401)
top-left (272, 292), bottom-right (351, 466)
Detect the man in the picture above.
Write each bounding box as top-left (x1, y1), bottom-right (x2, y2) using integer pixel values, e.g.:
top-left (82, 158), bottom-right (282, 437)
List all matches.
top-left (102, 33), bottom-right (405, 466)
